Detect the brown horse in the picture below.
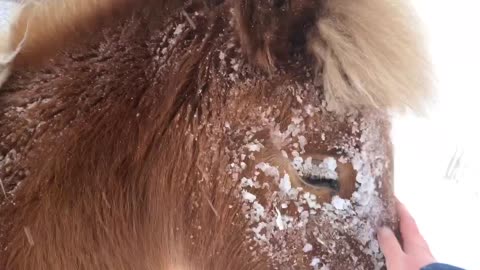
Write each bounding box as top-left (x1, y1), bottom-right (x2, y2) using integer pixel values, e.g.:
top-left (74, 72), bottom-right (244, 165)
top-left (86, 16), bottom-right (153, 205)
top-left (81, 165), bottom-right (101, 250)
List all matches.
top-left (0, 0), bottom-right (432, 269)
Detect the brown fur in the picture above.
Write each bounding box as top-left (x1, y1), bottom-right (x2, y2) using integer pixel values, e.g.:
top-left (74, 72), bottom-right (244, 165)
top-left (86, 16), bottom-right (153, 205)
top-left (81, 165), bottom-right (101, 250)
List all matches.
top-left (1, 8), bottom-right (258, 269)
top-left (232, 0), bottom-right (321, 72)
top-left (0, 0), bottom-right (425, 269)
top-left (4, 0), bottom-right (432, 113)
top-left (9, 0), bottom-right (187, 67)
top-left (231, 0), bottom-right (433, 113)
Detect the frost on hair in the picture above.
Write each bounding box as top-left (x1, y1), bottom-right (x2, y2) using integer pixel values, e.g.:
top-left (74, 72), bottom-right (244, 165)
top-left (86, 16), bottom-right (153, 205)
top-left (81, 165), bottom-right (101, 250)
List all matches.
top-left (7, 0), bottom-right (187, 67)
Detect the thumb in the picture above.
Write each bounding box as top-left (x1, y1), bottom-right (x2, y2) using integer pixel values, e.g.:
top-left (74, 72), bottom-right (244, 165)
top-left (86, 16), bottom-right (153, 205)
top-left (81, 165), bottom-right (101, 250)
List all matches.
top-left (377, 227), bottom-right (403, 267)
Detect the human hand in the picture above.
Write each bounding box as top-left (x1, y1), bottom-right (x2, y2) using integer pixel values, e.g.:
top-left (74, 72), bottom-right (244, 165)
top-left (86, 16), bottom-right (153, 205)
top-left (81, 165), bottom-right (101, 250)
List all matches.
top-left (377, 199), bottom-right (436, 270)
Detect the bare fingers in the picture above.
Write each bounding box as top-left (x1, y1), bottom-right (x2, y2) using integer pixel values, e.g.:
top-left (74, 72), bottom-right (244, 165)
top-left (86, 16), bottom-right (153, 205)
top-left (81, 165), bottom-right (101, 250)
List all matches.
top-left (396, 198), bottom-right (432, 254)
top-left (378, 227), bottom-right (404, 269)
top-left (378, 198), bottom-right (436, 270)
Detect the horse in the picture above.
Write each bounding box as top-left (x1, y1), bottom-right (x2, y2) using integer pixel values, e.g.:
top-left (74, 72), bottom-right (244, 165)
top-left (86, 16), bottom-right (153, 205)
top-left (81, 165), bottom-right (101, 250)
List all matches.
top-left (0, 0), bottom-right (432, 269)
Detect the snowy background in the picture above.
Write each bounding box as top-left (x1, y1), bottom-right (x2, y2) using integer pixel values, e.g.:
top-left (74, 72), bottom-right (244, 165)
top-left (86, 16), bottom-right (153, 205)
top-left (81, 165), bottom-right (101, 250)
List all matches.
top-left (395, 1), bottom-right (480, 269)
top-left (1, 0), bottom-right (479, 269)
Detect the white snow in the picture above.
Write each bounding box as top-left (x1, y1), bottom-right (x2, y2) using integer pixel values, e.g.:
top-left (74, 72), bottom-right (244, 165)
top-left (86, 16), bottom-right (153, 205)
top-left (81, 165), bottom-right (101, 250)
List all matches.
top-left (393, 1), bottom-right (480, 269)
top-left (275, 207), bottom-right (284, 230)
top-left (310, 257), bottom-right (321, 267)
top-left (242, 191), bottom-right (256, 203)
top-left (245, 142), bottom-right (264, 152)
top-left (331, 196), bottom-right (348, 210)
top-left (173, 23), bottom-right (185, 36)
top-left (303, 243), bottom-right (313, 253)
top-left (279, 173), bottom-right (292, 194)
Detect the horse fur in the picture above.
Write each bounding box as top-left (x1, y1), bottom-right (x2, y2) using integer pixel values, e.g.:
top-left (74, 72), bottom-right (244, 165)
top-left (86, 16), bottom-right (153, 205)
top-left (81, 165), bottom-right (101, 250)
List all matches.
top-left (0, 0), bottom-right (431, 269)
top-left (2, 0), bottom-right (432, 113)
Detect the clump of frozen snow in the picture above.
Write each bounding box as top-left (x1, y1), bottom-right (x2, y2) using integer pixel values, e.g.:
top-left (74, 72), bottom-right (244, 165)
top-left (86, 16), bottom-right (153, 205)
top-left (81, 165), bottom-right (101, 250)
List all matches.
top-left (173, 23), bottom-right (185, 36)
top-left (310, 257), bottom-right (321, 267)
top-left (246, 142), bottom-right (264, 152)
top-left (242, 191), bottom-right (256, 202)
top-left (296, 156), bottom-right (338, 181)
top-left (331, 196), bottom-right (350, 210)
top-left (279, 174), bottom-right (292, 194)
top-left (303, 243), bottom-right (313, 253)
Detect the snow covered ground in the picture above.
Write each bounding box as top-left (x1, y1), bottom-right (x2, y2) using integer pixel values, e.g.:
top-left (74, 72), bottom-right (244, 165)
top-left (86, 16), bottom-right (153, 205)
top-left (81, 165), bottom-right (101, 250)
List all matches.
top-left (1, 0), bottom-right (479, 269)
